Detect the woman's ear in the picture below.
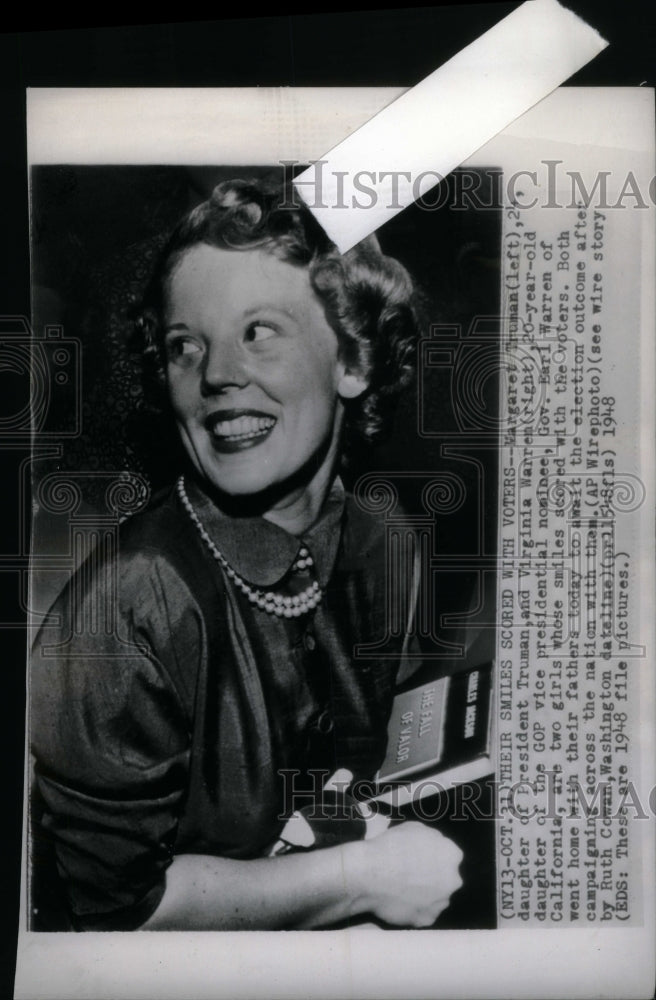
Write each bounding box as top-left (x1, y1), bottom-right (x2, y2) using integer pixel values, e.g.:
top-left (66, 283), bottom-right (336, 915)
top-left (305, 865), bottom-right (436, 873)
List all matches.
top-left (337, 367), bottom-right (368, 400)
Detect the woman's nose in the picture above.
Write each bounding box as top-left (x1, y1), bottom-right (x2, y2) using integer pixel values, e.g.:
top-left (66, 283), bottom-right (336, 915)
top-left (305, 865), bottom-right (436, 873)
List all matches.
top-left (201, 339), bottom-right (249, 393)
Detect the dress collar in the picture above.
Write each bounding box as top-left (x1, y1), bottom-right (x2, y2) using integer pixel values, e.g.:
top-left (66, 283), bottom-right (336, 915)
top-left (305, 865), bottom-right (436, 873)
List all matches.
top-left (180, 476), bottom-right (345, 589)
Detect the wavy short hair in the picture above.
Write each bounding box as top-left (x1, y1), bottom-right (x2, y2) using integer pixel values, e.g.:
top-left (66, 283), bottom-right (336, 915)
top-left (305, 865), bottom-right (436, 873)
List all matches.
top-left (136, 177), bottom-right (421, 451)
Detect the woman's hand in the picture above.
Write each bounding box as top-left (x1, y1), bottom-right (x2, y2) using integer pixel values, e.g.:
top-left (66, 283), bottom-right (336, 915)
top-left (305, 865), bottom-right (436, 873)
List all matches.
top-left (142, 822), bottom-right (462, 931)
top-left (345, 822), bottom-right (464, 928)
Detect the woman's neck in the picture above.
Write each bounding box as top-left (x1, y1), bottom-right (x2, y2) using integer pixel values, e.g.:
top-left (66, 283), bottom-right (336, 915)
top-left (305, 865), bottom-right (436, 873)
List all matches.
top-left (262, 444), bottom-right (339, 536)
top-left (261, 409), bottom-right (344, 535)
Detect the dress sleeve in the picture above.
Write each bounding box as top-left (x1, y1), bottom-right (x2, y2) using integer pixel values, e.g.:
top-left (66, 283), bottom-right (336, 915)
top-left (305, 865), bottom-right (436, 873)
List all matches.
top-left (30, 549), bottom-right (194, 931)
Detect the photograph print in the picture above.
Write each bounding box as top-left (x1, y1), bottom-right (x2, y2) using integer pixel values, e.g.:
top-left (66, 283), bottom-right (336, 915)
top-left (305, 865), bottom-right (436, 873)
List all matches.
top-left (28, 158), bottom-right (502, 933)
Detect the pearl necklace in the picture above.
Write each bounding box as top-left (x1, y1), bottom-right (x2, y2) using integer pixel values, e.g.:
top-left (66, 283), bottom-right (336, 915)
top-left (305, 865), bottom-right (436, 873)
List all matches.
top-left (176, 476), bottom-right (323, 618)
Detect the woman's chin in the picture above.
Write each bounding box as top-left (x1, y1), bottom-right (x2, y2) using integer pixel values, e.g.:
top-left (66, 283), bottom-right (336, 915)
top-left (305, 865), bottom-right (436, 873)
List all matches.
top-left (188, 426), bottom-right (338, 513)
top-left (191, 442), bottom-right (279, 498)
top-left (201, 469), bottom-right (279, 499)
top-left (194, 458), bottom-right (320, 517)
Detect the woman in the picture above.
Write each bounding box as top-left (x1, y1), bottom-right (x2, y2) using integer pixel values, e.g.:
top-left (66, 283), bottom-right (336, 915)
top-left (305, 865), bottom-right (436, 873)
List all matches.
top-left (31, 178), bottom-right (463, 931)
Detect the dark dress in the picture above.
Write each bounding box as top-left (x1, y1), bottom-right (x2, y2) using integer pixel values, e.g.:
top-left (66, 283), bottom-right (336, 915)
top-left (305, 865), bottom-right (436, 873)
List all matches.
top-left (30, 476), bottom-right (407, 930)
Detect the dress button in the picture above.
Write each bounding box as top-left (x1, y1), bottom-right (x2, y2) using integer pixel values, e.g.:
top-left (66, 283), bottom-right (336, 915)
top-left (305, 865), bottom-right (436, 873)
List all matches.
top-left (303, 631), bottom-right (316, 652)
top-left (316, 709), bottom-right (334, 734)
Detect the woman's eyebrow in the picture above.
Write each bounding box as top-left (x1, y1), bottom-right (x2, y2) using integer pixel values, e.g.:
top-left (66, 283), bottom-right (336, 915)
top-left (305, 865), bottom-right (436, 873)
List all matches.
top-left (164, 322), bottom-right (190, 334)
top-left (242, 305), bottom-right (298, 321)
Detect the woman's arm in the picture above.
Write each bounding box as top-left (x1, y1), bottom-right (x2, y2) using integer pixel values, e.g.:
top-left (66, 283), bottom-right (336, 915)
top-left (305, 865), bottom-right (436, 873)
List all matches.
top-left (141, 822), bottom-right (464, 931)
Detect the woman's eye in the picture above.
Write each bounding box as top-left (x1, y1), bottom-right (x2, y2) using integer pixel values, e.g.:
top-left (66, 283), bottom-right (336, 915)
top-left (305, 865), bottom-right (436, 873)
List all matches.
top-left (245, 323), bottom-right (276, 343)
top-left (167, 337), bottom-right (202, 359)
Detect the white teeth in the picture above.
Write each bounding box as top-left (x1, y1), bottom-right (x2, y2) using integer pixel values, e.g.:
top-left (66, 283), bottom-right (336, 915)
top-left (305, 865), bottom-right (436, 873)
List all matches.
top-left (212, 415), bottom-right (275, 439)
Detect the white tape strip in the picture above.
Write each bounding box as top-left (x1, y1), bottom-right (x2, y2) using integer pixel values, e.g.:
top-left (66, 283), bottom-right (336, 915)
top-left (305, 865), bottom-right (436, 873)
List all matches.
top-left (293, 0), bottom-right (608, 252)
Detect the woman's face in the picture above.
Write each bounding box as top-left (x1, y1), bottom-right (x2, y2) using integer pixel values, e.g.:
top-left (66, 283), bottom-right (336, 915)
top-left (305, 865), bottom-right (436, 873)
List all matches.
top-left (163, 244), bottom-right (363, 499)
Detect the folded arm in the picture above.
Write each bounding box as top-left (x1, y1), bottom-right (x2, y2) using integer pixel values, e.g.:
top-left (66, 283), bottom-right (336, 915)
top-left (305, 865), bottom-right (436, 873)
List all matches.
top-left (142, 823), bottom-right (464, 931)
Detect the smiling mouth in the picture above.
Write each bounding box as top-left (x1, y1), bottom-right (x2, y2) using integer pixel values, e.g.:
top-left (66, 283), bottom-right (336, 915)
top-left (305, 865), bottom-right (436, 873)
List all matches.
top-left (205, 411), bottom-right (277, 453)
